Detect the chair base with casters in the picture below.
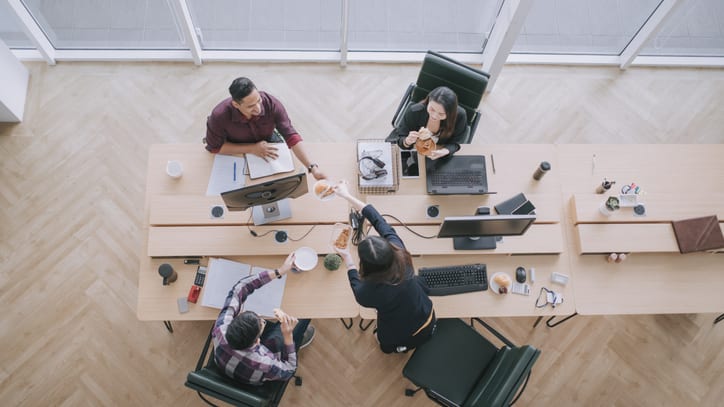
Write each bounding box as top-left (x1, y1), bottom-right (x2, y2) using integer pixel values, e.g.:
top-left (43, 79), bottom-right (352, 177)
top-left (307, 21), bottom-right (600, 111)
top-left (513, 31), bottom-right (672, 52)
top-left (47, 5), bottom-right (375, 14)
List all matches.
top-left (403, 318), bottom-right (540, 407)
top-left (185, 324), bottom-right (301, 407)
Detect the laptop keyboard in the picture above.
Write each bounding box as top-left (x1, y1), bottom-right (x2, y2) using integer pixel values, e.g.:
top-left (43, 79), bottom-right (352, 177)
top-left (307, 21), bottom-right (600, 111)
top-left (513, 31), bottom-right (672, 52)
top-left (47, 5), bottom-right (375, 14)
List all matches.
top-left (430, 171), bottom-right (485, 187)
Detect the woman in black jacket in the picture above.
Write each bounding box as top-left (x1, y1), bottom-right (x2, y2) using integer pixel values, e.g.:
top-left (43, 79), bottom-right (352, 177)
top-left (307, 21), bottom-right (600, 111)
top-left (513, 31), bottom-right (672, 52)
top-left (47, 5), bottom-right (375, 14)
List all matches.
top-left (393, 86), bottom-right (467, 160)
top-left (333, 181), bottom-right (435, 353)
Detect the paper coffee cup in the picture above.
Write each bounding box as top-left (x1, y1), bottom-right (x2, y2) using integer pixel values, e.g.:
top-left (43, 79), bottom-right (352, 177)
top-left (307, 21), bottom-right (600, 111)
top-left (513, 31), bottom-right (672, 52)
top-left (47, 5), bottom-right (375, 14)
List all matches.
top-left (166, 160), bottom-right (183, 178)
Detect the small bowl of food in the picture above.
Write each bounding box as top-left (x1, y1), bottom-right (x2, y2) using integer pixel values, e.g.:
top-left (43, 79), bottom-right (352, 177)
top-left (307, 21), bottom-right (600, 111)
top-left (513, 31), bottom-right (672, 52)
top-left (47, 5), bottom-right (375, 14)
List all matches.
top-left (313, 179), bottom-right (335, 201)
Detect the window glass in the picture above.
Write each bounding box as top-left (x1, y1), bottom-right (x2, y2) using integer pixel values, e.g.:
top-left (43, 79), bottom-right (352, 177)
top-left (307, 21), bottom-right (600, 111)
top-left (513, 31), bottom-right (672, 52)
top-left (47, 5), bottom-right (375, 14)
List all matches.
top-left (188, 0), bottom-right (342, 50)
top-left (348, 0), bottom-right (501, 52)
top-left (0, 1), bottom-right (34, 48)
top-left (20, 0), bottom-right (184, 49)
top-left (512, 0), bottom-right (663, 55)
top-left (640, 0), bottom-right (724, 57)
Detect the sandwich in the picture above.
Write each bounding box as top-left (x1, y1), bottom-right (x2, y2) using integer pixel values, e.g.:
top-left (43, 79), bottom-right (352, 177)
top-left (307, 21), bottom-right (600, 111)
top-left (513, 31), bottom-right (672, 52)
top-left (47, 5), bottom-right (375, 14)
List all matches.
top-left (415, 127), bottom-right (436, 156)
top-left (314, 180), bottom-right (335, 199)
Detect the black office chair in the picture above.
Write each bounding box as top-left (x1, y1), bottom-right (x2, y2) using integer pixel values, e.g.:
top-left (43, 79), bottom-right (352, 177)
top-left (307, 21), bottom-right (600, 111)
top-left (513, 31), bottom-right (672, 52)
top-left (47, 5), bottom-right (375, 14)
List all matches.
top-left (403, 318), bottom-right (540, 407)
top-left (386, 50), bottom-right (490, 144)
top-left (185, 325), bottom-right (298, 407)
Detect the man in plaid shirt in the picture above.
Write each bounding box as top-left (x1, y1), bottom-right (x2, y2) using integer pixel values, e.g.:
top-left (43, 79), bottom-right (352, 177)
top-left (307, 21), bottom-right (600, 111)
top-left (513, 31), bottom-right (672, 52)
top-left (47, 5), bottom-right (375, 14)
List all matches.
top-left (212, 253), bottom-right (315, 384)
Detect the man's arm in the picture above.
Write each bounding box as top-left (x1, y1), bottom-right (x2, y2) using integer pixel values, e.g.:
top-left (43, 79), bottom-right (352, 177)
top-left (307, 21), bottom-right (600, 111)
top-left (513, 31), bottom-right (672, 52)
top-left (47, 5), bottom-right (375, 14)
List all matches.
top-left (290, 141), bottom-right (326, 179)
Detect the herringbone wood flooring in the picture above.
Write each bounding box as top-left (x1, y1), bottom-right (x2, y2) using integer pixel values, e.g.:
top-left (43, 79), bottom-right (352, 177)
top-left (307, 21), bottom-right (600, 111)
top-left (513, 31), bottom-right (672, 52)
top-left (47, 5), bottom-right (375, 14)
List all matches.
top-left (1, 61), bottom-right (723, 406)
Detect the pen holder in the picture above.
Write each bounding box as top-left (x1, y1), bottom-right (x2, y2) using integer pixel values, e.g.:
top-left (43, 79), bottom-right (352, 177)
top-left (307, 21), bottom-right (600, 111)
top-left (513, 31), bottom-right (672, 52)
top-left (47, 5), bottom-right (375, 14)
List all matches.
top-left (532, 161), bottom-right (550, 180)
top-left (158, 263), bottom-right (177, 285)
top-left (166, 160), bottom-right (183, 179)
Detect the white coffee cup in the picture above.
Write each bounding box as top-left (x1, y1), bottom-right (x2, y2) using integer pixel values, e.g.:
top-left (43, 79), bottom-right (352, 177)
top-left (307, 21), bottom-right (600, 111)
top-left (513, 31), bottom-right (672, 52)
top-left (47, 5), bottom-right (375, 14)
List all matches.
top-left (166, 160), bottom-right (183, 179)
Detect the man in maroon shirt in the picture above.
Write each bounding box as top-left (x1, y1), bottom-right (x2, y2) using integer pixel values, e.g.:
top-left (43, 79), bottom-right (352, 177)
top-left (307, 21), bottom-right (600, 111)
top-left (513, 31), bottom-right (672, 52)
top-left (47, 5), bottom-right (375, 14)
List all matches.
top-left (206, 77), bottom-right (326, 180)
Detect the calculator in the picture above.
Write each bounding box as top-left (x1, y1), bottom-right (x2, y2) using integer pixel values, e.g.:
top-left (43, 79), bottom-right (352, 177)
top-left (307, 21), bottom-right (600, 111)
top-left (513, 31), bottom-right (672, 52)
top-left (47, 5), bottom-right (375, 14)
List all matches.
top-left (194, 266), bottom-right (207, 287)
top-left (511, 282), bottom-right (530, 296)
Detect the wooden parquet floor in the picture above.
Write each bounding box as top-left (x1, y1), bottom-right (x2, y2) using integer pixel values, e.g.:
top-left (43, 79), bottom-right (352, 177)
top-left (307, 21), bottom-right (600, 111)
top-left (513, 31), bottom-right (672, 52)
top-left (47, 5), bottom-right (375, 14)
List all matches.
top-left (1, 61), bottom-right (723, 407)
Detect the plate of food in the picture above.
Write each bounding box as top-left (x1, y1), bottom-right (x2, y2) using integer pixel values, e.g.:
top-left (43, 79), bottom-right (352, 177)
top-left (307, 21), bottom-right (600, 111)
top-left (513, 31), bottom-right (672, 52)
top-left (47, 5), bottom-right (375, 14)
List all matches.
top-left (313, 179), bottom-right (335, 201)
top-left (331, 223), bottom-right (352, 251)
top-left (293, 247), bottom-right (318, 271)
top-left (489, 272), bottom-right (513, 295)
top-left (415, 127), bottom-right (436, 157)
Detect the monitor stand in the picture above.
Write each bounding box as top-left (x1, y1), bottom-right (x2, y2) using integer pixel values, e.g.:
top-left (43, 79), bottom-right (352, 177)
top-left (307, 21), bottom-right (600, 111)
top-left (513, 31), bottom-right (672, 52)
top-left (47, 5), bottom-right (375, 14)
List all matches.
top-left (453, 236), bottom-right (501, 250)
top-left (252, 199), bottom-right (292, 225)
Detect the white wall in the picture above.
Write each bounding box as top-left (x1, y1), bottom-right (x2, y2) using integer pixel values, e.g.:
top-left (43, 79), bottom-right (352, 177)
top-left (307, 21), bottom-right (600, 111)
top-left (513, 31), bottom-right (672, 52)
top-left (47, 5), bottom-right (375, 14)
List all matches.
top-left (0, 38), bottom-right (30, 122)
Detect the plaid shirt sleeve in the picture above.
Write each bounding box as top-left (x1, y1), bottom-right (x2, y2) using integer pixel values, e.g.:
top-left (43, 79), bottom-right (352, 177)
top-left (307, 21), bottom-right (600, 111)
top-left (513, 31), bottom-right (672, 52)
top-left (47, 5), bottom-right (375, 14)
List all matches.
top-left (212, 270), bottom-right (298, 384)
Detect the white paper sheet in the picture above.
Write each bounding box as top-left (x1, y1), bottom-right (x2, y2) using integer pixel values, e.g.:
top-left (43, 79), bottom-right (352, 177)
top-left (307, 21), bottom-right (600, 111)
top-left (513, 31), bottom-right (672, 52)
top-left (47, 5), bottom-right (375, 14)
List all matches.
top-left (358, 141), bottom-right (394, 187)
top-left (206, 154), bottom-right (246, 196)
top-left (246, 142), bottom-right (294, 179)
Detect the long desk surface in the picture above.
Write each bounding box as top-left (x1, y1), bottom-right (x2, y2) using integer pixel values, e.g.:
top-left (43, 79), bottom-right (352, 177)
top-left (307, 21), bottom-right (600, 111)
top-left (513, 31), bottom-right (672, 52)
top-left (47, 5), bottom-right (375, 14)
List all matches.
top-left (138, 143), bottom-right (724, 322)
top-left (558, 144), bottom-right (724, 315)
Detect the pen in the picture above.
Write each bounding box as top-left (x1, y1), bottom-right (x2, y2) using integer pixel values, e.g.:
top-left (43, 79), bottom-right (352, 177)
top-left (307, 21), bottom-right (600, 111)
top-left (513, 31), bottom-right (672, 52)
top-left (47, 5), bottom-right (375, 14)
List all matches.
top-left (491, 154), bottom-right (496, 174)
top-left (233, 162), bottom-right (236, 181)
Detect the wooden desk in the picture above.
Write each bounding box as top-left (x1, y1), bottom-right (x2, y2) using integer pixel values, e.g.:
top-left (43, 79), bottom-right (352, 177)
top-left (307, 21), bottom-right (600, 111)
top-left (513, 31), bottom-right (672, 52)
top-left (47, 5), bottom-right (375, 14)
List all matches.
top-left (138, 143), bottom-right (360, 321)
top-left (559, 144), bottom-right (724, 315)
top-left (360, 253), bottom-right (576, 320)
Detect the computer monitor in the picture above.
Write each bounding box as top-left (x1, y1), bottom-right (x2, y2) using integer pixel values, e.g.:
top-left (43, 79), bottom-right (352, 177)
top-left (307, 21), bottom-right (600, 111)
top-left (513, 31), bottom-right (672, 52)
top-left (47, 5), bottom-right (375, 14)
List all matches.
top-left (221, 169), bottom-right (308, 225)
top-left (437, 214), bottom-right (536, 250)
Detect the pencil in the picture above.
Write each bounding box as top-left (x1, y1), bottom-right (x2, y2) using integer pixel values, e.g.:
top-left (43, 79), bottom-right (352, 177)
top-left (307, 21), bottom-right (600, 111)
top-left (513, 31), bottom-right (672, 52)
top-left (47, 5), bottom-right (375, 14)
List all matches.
top-left (491, 154), bottom-right (496, 174)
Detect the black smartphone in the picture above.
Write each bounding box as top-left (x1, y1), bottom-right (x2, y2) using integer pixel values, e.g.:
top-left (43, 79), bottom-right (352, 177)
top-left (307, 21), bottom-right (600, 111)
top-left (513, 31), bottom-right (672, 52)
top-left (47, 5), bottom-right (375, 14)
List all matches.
top-left (194, 266), bottom-right (207, 286)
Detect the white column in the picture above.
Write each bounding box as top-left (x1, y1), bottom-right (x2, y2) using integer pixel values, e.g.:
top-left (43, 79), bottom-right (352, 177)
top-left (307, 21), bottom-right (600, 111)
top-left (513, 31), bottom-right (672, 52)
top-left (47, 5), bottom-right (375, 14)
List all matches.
top-left (0, 38), bottom-right (30, 122)
top-left (171, 0), bottom-right (202, 65)
top-left (7, 0), bottom-right (55, 65)
top-left (480, 0), bottom-right (534, 91)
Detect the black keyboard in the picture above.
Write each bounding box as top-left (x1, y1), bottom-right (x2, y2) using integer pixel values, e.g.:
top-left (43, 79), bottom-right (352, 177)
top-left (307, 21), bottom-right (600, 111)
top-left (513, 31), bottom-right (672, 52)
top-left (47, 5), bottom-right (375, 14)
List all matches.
top-left (418, 264), bottom-right (488, 296)
top-left (430, 171), bottom-right (485, 187)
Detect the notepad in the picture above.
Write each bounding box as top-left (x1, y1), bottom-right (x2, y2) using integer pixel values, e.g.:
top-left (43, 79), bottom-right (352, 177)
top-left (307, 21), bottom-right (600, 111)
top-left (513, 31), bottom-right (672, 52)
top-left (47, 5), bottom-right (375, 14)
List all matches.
top-left (206, 154), bottom-right (246, 196)
top-left (201, 257), bottom-right (286, 317)
top-left (246, 142), bottom-right (294, 179)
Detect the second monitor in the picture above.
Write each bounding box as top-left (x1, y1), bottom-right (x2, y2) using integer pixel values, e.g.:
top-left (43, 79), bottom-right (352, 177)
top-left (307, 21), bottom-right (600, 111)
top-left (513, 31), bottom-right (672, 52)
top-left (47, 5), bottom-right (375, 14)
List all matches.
top-left (437, 212), bottom-right (536, 250)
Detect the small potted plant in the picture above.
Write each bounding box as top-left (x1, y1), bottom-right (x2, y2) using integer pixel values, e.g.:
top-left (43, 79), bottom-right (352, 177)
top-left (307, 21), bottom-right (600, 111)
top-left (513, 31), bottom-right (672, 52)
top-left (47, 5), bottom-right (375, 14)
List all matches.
top-left (599, 196), bottom-right (620, 216)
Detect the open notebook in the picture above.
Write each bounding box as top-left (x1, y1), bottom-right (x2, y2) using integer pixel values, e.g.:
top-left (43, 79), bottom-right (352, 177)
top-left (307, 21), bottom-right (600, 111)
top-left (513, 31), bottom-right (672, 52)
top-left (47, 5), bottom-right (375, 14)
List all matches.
top-left (201, 257), bottom-right (286, 317)
top-left (246, 142), bottom-right (294, 179)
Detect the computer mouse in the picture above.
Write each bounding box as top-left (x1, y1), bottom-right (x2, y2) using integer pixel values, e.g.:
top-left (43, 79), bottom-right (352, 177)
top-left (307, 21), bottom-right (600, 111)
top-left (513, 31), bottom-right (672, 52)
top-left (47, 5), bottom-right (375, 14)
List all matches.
top-left (515, 266), bottom-right (526, 283)
top-left (426, 205), bottom-right (440, 218)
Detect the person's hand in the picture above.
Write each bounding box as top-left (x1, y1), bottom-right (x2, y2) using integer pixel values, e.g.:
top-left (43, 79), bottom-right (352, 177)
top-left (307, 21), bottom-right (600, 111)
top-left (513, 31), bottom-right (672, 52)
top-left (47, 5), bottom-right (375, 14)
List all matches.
top-left (274, 308), bottom-right (298, 344)
top-left (278, 252), bottom-right (296, 276)
top-left (428, 147), bottom-right (450, 160)
top-left (404, 131), bottom-right (420, 148)
top-left (333, 245), bottom-right (354, 267)
top-left (310, 165), bottom-right (327, 181)
top-left (333, 180), bottom-right (351, 199)
top-left (251, 141), bottom-right (279, 161)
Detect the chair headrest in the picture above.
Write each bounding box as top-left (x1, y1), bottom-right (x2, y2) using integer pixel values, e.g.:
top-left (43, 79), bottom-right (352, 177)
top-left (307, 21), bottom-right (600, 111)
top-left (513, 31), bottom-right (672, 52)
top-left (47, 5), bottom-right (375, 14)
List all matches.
top-left (415, 51), bottom-right (490, 109)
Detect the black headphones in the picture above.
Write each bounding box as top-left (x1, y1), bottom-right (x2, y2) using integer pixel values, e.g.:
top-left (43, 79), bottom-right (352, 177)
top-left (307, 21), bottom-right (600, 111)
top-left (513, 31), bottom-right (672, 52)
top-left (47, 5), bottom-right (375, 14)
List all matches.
top-left (359, 156), bottom-right (388, 180)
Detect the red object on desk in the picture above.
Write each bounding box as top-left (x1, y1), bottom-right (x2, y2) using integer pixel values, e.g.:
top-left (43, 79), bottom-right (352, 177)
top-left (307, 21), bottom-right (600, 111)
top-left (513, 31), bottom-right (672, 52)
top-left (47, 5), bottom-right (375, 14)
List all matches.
top-left (187, 285), bottom-right (201, 303)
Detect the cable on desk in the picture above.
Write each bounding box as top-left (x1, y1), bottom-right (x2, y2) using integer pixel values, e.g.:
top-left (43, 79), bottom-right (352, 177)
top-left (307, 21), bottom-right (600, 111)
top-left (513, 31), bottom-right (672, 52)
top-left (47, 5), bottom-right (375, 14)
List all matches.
top-left (350, 209), bottom-right (366, 246)
top-left (246, 212), bottom-right (317, 241)
top-left (381, 213), bottom-right (437, 239)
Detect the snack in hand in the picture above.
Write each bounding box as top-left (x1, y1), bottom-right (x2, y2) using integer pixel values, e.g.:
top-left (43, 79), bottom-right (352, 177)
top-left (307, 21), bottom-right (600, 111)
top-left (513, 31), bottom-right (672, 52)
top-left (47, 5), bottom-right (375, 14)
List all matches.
top-left (415, 128), bottom-right (436, 156)
top-left (314, 180), bottom-right (335, 199)
top-left (334, 227), bottom-right (352, 249)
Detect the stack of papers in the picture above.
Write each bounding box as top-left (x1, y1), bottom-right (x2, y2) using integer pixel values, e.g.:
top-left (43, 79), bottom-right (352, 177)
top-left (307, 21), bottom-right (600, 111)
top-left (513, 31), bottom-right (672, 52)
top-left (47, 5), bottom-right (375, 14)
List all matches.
top-left (201, 257), bottom-right (286, 317)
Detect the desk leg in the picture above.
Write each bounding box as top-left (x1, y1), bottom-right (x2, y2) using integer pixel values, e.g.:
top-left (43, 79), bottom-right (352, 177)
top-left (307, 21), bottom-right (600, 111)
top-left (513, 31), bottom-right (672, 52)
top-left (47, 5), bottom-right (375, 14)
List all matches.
top-left (359, 319), bottom-right (374, 331)
top-left (340, 318), bottom-right (353, 330)
top-left (714, 314), bottom-right (724, 325)
top-left (533, 316), bottom-right (544, 328)
top-left (545, 313), bottom-right (578, 328)
top-left (163, 321), bottom-right (174, 333)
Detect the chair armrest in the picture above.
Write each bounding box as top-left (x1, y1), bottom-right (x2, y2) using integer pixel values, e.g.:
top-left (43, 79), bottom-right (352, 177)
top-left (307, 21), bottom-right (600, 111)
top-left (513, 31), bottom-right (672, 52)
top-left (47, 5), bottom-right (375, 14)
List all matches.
top-left (467, 111), bottom-right (481, 144)
top-left (464, 346), bottom-right (540, 407)
top-left (472, 318), bottom-right (514, 347)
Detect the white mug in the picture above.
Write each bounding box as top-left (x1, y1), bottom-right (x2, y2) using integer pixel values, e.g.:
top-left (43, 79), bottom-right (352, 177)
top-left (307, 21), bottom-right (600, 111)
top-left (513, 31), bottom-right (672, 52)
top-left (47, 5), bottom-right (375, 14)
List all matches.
top-left (166, 160), bottom-right (183, 179)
